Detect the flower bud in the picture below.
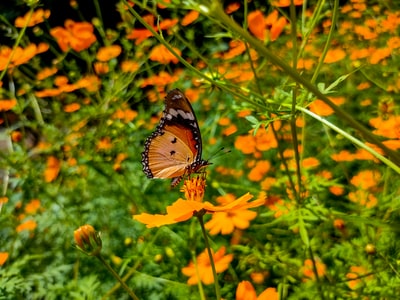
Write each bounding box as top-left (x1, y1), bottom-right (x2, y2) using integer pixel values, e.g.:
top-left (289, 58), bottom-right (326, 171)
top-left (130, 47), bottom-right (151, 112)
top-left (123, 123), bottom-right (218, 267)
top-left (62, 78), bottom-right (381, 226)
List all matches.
top-left (74, 224), bottom-right (102, 256)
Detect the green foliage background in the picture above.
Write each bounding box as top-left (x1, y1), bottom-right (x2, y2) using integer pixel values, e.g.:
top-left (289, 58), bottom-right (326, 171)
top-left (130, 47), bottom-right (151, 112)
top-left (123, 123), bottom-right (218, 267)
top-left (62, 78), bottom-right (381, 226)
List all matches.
top-left (1, 0), bottom-right (400, 299)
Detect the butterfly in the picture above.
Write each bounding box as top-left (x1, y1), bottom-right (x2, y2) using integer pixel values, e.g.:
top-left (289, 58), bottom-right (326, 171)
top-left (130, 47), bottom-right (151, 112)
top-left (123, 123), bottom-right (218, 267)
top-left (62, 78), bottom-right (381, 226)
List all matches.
top-left (141, 89), bottom-right (209, 187)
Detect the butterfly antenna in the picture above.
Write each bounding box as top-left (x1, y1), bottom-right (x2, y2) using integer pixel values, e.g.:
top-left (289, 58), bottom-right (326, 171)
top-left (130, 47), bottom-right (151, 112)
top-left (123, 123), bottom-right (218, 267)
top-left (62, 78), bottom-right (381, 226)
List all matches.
top-left (208, 147), bottom-right (231, 161)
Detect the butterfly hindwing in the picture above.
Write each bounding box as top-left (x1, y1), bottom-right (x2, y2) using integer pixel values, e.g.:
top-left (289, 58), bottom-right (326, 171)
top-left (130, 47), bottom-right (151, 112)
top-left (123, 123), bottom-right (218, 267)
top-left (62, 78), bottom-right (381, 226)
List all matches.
top-left (142, 89), bottom-right (208, 186)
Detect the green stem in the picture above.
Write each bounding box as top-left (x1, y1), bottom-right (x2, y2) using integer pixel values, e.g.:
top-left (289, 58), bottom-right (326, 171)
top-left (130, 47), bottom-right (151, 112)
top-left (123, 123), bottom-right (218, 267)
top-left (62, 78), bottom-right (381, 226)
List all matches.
top-left (96, 254), bottom-right (139, 300)
top-left (0, 8), bottom-right (34, 82)
top-left (197, 214), bottom-right (221, 300)
top-left (207, 2), bottom-right (400, 165)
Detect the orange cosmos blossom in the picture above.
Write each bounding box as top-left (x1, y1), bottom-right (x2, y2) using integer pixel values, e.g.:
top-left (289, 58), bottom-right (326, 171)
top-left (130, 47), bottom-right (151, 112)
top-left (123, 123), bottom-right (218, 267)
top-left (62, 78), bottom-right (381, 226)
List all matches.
top-left (248, 10), bottom-right (287, 42)
top-left (50, 20), bottom-right (96, 52)
top-left (181, 246), bottom-right (233, 285)
top-left (236, 281), bottom-right (278, 300)
top-left (309, 97), bottom-right (345, 116)
top-left (181, 10), bottom-right (199, 26)
top-left (301, 258), bottom-right (326, 281)
top-left (204, 193), bottom-right (263, 235)
top-left (272, 0), bottom-right (303, 7)
top-left (133, 177), bottom-right (265, 228)
top-left (96, 45), bottom-right (122, 62)
top-left (0, 99), bottom-right (17, 111)
top-left (350, 169), bottom-right (381, 190)
top-left (14, 8), bottom-right (50, 27)
top-left (0, 43), bottom-right (48, 71)
top-left (369, 115), bottom-right (400, 139)
top-left (120, 60), bottom-right (139, 73)
top-left (16, 219), bottom-right (37, 232)
top-left (346, 266), bottom-right (373, 290)
top-left (24, 199), bottom-right (41, 214)
top-left (126, 14), bottom-right (178, 45)
top-left (37, 67), bottom-right (58, 80)
top-left (44, 156), bottom-right (61, 183)
top-left (323, 48), bottom-right (346, 63)
top-left (0, 252), bottom-right (9, 266)
top-left (149, 44), bottom-right (180, 64)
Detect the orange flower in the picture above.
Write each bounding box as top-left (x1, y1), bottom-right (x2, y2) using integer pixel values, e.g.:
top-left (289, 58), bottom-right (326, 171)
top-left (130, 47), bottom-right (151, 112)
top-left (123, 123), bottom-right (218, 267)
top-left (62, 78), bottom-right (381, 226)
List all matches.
top-left (204, 193), bottom-right (261, 235)
top-left (0, 99), bottom-right (17, 111)
top-left (133, 177), bottom-right (265, 228)
top-left (248, 10), bottom-right (287, 42)
top-left (64, 103), bottom-right (81, 112)
top-left (113, 153), bottom-right (128, 171)
top-left (255, 127), bottom-right (278, 151)
top-left (149, 44), bottom-right (180, 64)
top-left (302, 157), bottom-right (320, 168)
top-left (267, 198), bottom-right (292, 218)
top-left (248, 10), bottom-right (266, 40)
top-left (0, 252), bottom-right (9, 266)
top-left (74, 224), bottom-right (102, 256)
top-left (96, 45), bottom-right (122, 62)
top-left (350, 170), bottom-right (381, 190)
top-left (14, 8), bottom-right (50, 27)
top-left (37, 67), bottom-right (58, 80)
top-left (235, 134), bottom-right (256, 154)
top-left (236, 281), bottom-right (278, 300)
top-left (222, 40), bottom-right (247, 60)
top-left (44, 156), bottom-right (61, 182)
top-left (354, 25), bottom-right (377, 40)
top-left (25, 199), bottom-right (41, 214)
top-left (324, 48), bottom-right (346, 63)
top-left (270, 16), bottom-right (287, 41)
top-left (222, 124), bottom-right (237, 136)
top-left (112, 107), bottom-right (138, 123)
top-left (181, 246), bottom-right (233, 285)
top-left (248, 160), bottom-right (271, 181)
top-left (121, 60), bottom-right (139, 72)
top-left (16, 219), bottom-right (37, 232)
top-left (97, 137), bottom-right (112, 150)
top-left (50, 20), bottom-right (96, 52)
top-left (297, 58), bottom-right (315, 70)
top-left (181, 10), bottom-right (199, 26)
top-left (302, 258), bottom-right (326, 281)
top-left (369, 115), bottom-right (400, 139)
top-left (369, 47), bottom-right (391, 64)
top-left (94, 62), bottom-right (109, 74)
top-left (348, 189), bottom-right (377, 208)
top-left (126, 14), bottom-right (178, 45)
top-left (309, 97), bottom-right (345, 116)
top-left (0, 43), bottom-right (48, 71)
top-left (272, 0), bottom-right (303, 7)
top-left (76, 75), bottom-right (101, 92)
top-left (140, 70), bottom-right (180, 88)
top-left (226, 2), bottom-right (240, 14)
top-left (346, 266), bottom-right (373, 289)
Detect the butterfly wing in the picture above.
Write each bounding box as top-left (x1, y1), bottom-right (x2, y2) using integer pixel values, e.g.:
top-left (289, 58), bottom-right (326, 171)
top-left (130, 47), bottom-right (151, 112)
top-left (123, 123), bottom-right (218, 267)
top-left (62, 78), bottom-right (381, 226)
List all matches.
top-left (142, 89), bottom-right (207, 186)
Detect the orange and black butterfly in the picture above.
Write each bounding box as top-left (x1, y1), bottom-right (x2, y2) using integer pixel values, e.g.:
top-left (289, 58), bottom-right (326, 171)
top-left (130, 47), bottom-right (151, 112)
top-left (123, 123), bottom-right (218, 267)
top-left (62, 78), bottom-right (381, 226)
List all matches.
top-left (141, 89), bottom-right (209, 187)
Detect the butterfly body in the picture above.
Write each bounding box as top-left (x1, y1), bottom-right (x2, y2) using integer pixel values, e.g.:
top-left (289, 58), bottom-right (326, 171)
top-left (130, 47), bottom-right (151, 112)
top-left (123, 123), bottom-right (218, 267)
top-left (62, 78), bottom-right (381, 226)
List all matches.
top-left (142, 89), bottom-right (209, 187)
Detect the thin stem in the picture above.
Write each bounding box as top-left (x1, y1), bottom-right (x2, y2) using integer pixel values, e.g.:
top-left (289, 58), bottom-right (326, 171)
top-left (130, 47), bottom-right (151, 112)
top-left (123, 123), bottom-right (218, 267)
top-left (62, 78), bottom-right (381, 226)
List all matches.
top-left (191, 248), bottom-right (207, 300)
top-left (207, 2), bottom-right (400, 165)
top-left (310, 0), bottom-right (339, 84)
top-left (96, 254), bottom-right (139, 300)
top-left (197, 214), bottom-right (221, 300)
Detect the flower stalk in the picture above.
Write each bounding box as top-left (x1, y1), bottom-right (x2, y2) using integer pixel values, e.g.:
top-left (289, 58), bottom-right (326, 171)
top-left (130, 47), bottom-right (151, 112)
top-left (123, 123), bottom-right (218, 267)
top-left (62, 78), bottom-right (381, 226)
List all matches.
top-left (196, 213), bottom-right (221, 300)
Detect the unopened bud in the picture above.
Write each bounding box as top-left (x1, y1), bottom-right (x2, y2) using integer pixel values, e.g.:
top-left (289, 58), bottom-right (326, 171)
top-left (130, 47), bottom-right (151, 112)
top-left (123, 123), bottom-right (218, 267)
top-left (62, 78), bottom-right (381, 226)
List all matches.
top-left (74, 224), bottom-right (102, 256)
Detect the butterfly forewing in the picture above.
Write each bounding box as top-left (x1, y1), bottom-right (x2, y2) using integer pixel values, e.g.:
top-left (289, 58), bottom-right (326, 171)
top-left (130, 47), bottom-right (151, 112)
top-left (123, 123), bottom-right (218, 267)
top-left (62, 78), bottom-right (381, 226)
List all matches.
top-left (141, 89), bottom-right (208, 186)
